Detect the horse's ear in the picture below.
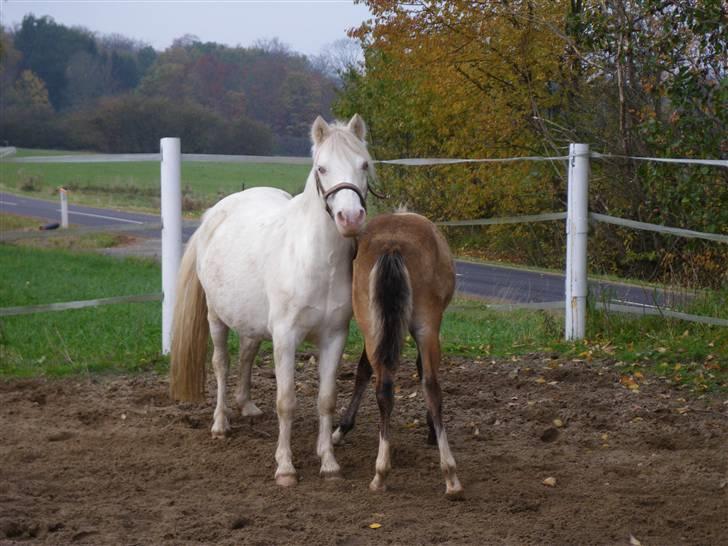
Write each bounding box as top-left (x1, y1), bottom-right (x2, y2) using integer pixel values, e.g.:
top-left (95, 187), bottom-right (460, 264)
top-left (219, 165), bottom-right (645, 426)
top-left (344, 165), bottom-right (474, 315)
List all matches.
top-left (311, 116), bottom-right (330, 147)
top-left (347, 113), bottom-right (367, 142)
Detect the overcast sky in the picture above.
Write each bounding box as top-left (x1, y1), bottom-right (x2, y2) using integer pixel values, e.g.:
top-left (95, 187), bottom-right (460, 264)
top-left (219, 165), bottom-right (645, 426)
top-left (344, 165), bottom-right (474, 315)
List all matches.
top-left (0, 0), bottom-right (371, 56)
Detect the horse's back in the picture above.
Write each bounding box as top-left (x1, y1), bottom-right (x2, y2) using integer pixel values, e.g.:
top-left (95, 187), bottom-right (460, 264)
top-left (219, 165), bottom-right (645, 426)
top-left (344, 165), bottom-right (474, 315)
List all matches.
top-left (355, 212), bottom-right (455, 309)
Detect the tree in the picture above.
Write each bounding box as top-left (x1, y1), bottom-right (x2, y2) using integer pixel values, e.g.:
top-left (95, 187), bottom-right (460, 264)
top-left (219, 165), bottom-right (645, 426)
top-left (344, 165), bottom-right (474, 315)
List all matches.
top-left (336, 0), bottom-right (726, 286)
top-left (13, 15), bottom-right (98, 109)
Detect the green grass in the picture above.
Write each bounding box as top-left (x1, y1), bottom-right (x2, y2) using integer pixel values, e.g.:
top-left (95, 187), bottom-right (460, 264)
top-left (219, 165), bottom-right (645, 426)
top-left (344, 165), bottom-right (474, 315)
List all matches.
top-left (13, 148), bottom-right (88, 157)
top-left (1, 242), bottom-right (725, 392)
top-left (547, 291), bottom-right (728, 391)
top-left (0, 213), bottom-right (46, 231)
top-left (0, 244), bottom-right (163, 377)
top-left (0, 153), bottom-right (312, 212)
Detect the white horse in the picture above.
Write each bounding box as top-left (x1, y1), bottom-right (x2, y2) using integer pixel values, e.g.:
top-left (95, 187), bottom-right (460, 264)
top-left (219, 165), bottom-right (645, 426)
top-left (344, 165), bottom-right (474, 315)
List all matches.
top-left (170, 114), bottom-right (373, 486)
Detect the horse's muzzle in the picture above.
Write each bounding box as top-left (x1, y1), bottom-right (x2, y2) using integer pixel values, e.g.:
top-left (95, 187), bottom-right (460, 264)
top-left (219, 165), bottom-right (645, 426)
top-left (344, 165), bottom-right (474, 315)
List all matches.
top-left (335, 208), bottom-right (366, 237)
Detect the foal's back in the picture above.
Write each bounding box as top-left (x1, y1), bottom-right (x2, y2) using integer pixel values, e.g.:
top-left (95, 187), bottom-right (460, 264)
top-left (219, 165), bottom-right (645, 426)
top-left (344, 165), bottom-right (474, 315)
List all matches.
top-left (353, 212), bottom-right (455, 321)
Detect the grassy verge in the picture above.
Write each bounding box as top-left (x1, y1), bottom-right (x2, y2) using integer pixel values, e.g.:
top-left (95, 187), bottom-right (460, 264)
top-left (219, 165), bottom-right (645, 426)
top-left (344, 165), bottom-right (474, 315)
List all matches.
top-left (0, 153), bottom-right (311, 213)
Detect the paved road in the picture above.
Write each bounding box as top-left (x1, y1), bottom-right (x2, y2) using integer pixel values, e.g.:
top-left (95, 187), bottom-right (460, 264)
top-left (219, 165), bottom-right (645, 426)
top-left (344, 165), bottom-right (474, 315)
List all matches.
top-left (1, 191), bottom-right (687, 307)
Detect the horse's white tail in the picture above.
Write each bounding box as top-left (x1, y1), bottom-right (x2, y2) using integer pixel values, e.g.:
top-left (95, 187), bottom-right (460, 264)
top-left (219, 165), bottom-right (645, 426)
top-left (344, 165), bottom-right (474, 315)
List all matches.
top-left (170, 234), bottom-right (209, 402)
top-left (369, 250), bottom-right (413, 371)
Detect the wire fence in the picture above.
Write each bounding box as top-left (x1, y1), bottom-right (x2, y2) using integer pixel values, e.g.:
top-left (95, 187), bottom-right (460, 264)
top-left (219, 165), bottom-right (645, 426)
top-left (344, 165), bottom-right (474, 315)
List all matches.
top-left (1, 146), bottom-right (726, 332)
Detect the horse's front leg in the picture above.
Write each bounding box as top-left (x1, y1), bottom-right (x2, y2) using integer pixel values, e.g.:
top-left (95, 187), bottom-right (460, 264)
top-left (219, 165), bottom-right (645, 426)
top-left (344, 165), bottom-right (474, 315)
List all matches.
top-left (272, 330), bottom-right (300, 486)
top-left (316, 329), bottom-right (347, 479)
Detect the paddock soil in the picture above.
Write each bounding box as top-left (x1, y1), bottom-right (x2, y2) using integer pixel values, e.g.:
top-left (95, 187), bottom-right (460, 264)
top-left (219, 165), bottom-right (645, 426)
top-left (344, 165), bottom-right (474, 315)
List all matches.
top-left (1, 354), bottom-right (727, 546)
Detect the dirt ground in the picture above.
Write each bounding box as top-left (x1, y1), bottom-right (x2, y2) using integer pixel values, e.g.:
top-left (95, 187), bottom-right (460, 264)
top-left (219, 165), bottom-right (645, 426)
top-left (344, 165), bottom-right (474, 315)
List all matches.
top-left (1, 353), bottom-right (727, 546)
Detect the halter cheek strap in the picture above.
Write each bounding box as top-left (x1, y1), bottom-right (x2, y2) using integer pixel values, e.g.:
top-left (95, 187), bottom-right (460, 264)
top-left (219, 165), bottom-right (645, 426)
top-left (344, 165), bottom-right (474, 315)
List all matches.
top-left (315, 171), bottom-right (368, 218)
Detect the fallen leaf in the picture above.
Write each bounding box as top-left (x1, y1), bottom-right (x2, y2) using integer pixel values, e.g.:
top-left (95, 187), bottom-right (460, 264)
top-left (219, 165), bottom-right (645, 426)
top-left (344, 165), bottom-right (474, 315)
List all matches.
top-left (676, 406), bottom-right (690, 414)
top-left (629, 534), bottom-right (642, 546)
top-left (542, 477), bottom-right (557, 487)
top-left (535, 377), bottom-right (546, 384)
top-left (369, 523), bottom-right (382, 529)
top-left (408, 391), bottom-right (417, 399)
top-left (553, 418), bottom-right (564, 428)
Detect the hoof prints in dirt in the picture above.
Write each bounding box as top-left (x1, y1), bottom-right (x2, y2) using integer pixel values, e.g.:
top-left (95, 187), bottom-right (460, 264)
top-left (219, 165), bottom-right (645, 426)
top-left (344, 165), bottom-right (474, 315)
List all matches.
top-left (1, 355), bottom-right (727, 545)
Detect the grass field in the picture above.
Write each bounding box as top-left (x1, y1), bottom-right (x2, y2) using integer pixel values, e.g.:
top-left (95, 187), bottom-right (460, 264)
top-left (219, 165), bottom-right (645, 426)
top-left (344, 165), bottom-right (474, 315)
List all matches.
top-left (0, 148), bottom-right (311, 213)
top-left (1, 240), bottom-right (725, 391)
top-left (0, 244), bottom-right (162, 377)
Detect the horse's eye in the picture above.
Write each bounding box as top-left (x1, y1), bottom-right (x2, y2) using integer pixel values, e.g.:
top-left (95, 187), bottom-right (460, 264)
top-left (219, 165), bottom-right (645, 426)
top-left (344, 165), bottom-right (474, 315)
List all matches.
top-left (317, 166), bottom-right (327, 174)
top-left (361, 161), bottom-right (369, 170)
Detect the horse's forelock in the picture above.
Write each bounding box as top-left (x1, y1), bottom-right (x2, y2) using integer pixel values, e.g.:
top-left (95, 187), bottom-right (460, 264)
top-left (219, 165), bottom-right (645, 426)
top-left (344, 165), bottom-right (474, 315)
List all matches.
top-left (314, 124), bottom-right (371, 165)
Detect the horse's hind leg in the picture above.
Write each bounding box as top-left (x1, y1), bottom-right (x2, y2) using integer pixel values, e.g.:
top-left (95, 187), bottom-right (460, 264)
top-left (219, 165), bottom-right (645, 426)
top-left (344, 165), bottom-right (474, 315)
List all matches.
top-left (234, 336), bottom-right (262, 417)
top-left (370, 360), bottom-right (395, 492)
top-left (415, 351), bottom-right (437, 445)
top-left (416, 328), bottom-right (464, 499)
top-left (332, 349), bottom-right (373, 446)
top-left (209, 314), bottom-right (231, 438)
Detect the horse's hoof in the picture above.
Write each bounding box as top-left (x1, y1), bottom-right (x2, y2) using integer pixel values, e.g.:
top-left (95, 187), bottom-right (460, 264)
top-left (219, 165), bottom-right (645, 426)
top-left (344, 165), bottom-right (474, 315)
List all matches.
top-left (331, 427), bottom-right (344, 446)
top-left (369, 478), bottom-right (387, 493)
top-left (241, 402), bottom-right (263, 418)
top-left (321, 469), bottom-right (343, 480)
top-left (275, 473), bottom-right (298, 487)
top-left (445, 485), bottom-right (465, 501)
top-left (210, 425), bottom-right (229, 439)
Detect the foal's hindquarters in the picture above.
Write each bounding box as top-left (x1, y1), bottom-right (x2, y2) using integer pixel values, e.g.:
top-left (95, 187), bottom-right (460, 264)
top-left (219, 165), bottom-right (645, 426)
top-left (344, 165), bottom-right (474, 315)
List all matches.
top-left (336, 212), bottom-right (463, 498)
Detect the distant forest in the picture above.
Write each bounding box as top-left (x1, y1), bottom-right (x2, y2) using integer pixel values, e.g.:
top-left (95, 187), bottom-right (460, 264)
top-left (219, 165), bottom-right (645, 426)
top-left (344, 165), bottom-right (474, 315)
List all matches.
top-left (0, 15), bottom-right (351, 155)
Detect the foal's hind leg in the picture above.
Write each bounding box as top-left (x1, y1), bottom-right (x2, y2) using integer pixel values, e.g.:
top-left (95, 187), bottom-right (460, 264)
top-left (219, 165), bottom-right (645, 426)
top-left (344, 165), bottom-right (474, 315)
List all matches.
top-left (415, 352), bottom-right (437, 446)
top-left (332, 349), bottom-right (373, 446)
top-left (416, 328), bottom-right (463, 499)
top-left (370, 361), bottom-right (395, 492)
top-left (209, 315), bottom-right (231, 438)
top-left (234, 336), bottom-right (263, 417)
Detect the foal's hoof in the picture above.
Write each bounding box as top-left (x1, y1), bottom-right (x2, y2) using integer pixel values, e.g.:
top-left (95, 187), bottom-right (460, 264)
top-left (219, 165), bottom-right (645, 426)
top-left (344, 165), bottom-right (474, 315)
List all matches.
top-left (275, 473), bottom-right (298, 487)
top-left (331, 427), bottom-right (345, 446)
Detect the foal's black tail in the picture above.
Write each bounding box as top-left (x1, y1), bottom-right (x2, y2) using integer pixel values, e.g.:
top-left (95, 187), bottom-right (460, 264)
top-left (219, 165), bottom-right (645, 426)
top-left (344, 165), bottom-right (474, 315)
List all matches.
top-left (369, 251), bottom-right (413, 371)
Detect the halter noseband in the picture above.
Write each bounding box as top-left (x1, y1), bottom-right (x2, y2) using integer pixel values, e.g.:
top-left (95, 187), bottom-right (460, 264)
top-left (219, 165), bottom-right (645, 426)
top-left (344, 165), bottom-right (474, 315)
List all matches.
top-left (315, 170), bottom-right (368, 218)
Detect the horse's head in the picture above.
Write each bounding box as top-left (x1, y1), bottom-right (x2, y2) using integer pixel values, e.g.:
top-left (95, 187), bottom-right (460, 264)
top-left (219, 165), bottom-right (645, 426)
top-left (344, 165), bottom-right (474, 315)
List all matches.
top-left (311, 114), bottom-right (373, 238)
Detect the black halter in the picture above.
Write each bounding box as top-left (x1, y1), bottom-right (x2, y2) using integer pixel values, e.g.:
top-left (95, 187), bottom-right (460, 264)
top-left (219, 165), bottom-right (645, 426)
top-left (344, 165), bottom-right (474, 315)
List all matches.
top-left (315, 171), bottom-right (367, 218)
top-left (314, 171), bottom-right (387, 219)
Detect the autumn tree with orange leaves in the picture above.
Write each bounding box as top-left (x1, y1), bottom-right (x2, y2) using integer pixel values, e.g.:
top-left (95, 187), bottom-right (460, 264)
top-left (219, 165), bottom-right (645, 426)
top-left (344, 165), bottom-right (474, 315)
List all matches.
top-left (336, 0), bottom-right (726, 287)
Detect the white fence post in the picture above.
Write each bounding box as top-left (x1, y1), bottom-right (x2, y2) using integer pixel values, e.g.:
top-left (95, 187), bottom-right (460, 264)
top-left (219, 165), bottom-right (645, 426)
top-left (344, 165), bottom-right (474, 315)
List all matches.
top-left (161, 138), bottom-right (182, 355)
top-left (565, 143), bottom-right (590, 340)
top-left (59, 188), bottom-right (69, 228)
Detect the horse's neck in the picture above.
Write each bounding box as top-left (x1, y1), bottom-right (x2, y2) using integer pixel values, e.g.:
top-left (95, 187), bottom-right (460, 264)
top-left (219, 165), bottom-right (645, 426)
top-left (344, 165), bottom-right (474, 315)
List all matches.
top-left (286, 176), bottom-right (354, 269)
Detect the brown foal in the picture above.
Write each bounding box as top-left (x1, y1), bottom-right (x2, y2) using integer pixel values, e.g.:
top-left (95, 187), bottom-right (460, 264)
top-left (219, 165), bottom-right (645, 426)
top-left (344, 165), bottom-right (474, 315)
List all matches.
top-left (332, 212), bottom-right (463, 499)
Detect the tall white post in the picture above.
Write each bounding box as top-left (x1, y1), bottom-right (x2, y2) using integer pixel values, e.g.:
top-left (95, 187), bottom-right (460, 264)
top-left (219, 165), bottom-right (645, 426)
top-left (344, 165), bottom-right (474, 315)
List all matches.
top-left (565, 143), bottom-right (589, 340)
top-left (59, 188), bottom-right (69, 229)
top-left (161, 138), bottom-right (182, 355)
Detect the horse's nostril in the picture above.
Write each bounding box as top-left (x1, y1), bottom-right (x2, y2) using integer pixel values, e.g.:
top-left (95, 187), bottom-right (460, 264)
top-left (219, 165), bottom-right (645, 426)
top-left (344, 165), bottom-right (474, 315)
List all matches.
top-left (336, 211), bottom-right (345, 222)
top-left (357, 209), bottom-right (365, 221)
